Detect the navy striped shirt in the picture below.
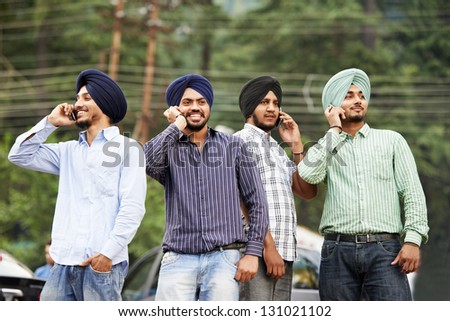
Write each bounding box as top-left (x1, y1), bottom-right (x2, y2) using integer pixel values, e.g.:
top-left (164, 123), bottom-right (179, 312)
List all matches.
top-left (144, 124), bottom-right (269, 256)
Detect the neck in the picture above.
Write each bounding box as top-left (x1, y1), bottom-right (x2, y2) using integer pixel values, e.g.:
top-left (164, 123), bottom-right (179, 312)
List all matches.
top-left (342, 121), bottom-right (365, 137)
top-left (188, 126), bottom-right (208, 151)
top-left (85, 120), bottom-right (111, 145)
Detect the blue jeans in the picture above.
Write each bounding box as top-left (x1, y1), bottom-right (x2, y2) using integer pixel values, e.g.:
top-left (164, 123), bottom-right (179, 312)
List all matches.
top-left (319, 239), bottom-right (412, 301)
top-left (40, 262), bottom-right (127, 301)
top-left (155, 250), bottom-right (240, 301)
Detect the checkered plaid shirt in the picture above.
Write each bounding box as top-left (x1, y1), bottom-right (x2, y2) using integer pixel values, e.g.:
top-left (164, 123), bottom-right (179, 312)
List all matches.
top-left (235, 124), bottom-right (298, 261)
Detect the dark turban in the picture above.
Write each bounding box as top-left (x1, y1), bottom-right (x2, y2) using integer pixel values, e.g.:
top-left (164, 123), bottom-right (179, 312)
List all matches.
top-left (165, 74), bottom-right (214, 108)
top-left (239, 76), bottom-right (282, 118)
top-left (75, 69), bottom-right (127, 124)
top-left (322, 68), bottom-right (371, 111)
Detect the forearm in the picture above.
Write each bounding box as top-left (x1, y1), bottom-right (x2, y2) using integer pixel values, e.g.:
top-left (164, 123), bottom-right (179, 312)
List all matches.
top-left (8, 117), bottom-right (60, 173)
top-left (298, 131), bottom-right (342, 184)
top-left (144, 124), bottom-right (180, 182)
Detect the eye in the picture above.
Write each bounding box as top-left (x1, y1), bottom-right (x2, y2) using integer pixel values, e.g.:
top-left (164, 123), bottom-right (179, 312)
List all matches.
top-left (260, 100), bottom-right (269, 105)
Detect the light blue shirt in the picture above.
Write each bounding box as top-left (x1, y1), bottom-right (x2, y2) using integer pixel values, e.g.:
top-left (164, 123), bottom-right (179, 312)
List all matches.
top-left (8, 117), bottom-right (147, 265)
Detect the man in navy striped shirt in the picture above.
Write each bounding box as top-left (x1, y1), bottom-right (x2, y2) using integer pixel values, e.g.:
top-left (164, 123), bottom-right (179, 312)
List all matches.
top-left (144, 74), bottom-right (269, 301)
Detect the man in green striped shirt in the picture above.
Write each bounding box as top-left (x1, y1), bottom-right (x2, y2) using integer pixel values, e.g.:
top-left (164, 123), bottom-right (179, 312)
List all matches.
top-left (298, 68), bottom-right (429, 301)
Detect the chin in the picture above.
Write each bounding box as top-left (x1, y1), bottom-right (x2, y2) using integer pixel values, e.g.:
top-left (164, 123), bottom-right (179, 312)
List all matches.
top-left (76, 120), bottom-right (90, 129)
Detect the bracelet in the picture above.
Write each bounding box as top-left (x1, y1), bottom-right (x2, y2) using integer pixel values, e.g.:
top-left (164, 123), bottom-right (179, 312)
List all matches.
top-left (175, 114), bottom-right (185, 120)
top-left (329, 125), bottom-right (342, 133)
top-left (292, 151), bottom-right (304, 156)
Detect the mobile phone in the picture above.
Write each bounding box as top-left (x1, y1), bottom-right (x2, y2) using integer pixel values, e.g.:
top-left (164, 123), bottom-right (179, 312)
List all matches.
top-left (275, 107), bottom-right (282, 128)
top-left (328, 104), bottom-right (344, 119)
top-left (69, 111), bottom-right (77, 121)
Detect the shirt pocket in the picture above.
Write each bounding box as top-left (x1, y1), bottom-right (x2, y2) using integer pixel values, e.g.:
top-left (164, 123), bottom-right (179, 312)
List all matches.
top-left (95, 166), bottom-right (121, 197)
top-left (362, 147), bottom-right (393, 181)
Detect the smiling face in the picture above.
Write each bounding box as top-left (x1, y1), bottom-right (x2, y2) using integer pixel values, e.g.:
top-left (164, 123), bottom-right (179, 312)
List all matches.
top-left (341, 84), bottom-right (368, 123)
top-left (247, 90), bottom-right (280, 132)
top-left (74, 86), bottom-right (108, 129)
top-left (178, 87), bottom-right (210, 131)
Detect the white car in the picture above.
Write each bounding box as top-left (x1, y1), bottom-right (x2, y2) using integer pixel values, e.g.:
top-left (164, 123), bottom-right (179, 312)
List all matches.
top-left (0, 250), bottom-right (45, 301)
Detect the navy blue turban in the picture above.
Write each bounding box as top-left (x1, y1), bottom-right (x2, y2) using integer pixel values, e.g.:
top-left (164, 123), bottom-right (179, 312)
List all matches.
top-left (75, 69), bottom-right (127, 124)
top-left (165, 74), bottom-right (214, 108)
top-left (239, 76), bottom-right (282, 118)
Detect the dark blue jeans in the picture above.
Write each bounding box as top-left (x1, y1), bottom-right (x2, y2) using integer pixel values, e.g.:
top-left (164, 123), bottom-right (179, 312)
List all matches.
top-left (319, 239), bottom-right (412, 301)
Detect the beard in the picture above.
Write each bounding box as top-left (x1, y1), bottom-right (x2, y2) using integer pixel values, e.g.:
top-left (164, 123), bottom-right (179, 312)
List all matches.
top-left (346, 113), bottom-right (365, 122)
top-left (251, 114), bottom-right (276, 132)
top-left (75, 119), bottom-right (90, 130)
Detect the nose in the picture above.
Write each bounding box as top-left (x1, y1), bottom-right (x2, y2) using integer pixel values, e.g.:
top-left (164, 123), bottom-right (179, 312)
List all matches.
top-left (267, 102), bottom-right (276, 111)
top-left (74, 98), bottom-right (83, 109)
top-left (190, 102), bottom-right (201, 110)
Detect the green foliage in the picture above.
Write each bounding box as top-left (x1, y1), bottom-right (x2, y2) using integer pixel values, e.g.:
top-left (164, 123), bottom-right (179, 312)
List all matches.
top-left (128, 178), bottom-right (166, 262)
top-left (0, 134), bottom-right (58, 268)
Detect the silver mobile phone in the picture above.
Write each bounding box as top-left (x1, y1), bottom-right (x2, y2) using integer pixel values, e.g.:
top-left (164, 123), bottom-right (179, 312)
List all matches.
top-left (275, 107), bottom-right (282, 128)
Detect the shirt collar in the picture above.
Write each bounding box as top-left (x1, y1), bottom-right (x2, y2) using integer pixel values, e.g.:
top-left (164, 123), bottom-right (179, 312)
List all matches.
top-left (244, 123), bottom-right (271, 141)
top-left (78, 126), bottom-right (120, 143)
top-left (179, 126), bottom-right (216, 142)
top-left (358, 123), bottom-right (370, 137)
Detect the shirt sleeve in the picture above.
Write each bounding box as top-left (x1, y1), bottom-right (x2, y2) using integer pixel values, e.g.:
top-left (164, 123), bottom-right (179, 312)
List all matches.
top-left (143, 124), bottom-right (180, 184)
top-left (393, 134), bottom-right (429, 246)
top-left (8, 117), bottom-right (61, 175)
top-left (101, 137), bottom-right (147, 260)
top-left (236, 139), bottom-right (269, 257)
top-left (298, 130), bottom-right (343, 184)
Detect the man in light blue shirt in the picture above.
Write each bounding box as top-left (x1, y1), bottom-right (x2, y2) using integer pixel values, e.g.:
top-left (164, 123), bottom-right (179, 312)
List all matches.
top-left (8, 69), bottom-right (147, 300)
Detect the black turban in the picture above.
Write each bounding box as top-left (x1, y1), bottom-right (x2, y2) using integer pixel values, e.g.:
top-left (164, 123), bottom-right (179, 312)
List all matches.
top-left (239, 76), bottom-right (282, 118)
top-left (75, 69), bottom-right (127, 124)
top-left (165, 74), bottom-right (214, 108)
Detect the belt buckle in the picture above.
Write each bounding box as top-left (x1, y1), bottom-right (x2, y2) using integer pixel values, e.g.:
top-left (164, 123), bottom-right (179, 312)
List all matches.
top-left (355, 234), bottom-right (370, 243)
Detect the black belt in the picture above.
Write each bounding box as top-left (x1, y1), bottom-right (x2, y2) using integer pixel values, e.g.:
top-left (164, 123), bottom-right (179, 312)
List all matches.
top-left (213, 242), bottom-right (246, 251)
top-left (325, 233), bottom-right (399, 243)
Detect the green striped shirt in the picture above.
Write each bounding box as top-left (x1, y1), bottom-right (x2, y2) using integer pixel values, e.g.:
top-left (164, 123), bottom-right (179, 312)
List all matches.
top-left (298, 124), bottom-right (429, 246)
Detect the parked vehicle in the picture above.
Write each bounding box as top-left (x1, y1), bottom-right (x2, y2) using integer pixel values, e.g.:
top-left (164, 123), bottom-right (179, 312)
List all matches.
top-left (122, 226), bottom-right (323, 301)
top-left (0, 250), bottom-right (46, 301)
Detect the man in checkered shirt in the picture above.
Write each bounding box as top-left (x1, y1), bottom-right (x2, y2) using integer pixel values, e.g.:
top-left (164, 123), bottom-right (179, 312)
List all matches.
top-left (235, 76), bottom-right (317, 301)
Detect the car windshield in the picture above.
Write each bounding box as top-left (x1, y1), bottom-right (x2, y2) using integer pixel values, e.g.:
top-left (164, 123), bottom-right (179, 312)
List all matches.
top-left (122, 248), bottom-right (162, 301)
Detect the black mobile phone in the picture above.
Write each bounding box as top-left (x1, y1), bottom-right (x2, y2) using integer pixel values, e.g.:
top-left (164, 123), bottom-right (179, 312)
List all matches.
top-left (70, 111), bottom-right (77, 121)
top-left (275, 108), bottom-right (282, 128)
